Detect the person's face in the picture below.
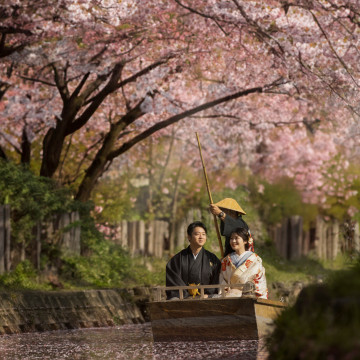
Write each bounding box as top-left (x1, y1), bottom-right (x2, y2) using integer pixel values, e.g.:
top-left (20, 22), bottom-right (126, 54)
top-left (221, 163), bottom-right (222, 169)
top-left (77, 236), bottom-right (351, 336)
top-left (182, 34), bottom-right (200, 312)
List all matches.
top-left (229, 233), bottom-right (246, 253)
top-left (223, 208), bottom-right (238, 219)
top-left (188, 226), bottom-right (207, 248)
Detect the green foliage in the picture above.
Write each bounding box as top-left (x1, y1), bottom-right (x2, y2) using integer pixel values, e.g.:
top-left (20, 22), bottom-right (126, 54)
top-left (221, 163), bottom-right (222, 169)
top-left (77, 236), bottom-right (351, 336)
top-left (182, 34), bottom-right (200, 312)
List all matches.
top-left (91, 175), bottom-right (139, 222)
top-left (249, 176), bottom-right (318, 229)
top-left (266, 258), bottom-right (360, 359)
top-left (0, 159), bottom-right (166, 289)
top-left (61, 245), bottom-right (132, 288)
top-left (130, 256), bottom-right (167, 286)
top-left (323, 161), bottom-right (360, 221)
top-left (0, 160), bottom-right (74, 245)
top-left (0, 261), bottom-right (49, 290)
top-left (61, 239), bottom-right (167, 288)
top-left (258, 240), bottom-right (350, 287)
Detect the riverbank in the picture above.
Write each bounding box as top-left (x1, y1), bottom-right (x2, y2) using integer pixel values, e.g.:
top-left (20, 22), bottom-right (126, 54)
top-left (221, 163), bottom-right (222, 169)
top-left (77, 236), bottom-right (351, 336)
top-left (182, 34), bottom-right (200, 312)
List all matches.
top-left (0, 288), bottom-right (152, 335)
top-left (0, 282), bottom-right (306, 336)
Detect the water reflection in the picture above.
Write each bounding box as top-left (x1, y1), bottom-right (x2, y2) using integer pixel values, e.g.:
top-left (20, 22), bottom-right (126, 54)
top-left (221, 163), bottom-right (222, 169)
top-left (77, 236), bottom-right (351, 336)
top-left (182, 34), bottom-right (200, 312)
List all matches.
top-left (0, 324), bottom-right (267, 359)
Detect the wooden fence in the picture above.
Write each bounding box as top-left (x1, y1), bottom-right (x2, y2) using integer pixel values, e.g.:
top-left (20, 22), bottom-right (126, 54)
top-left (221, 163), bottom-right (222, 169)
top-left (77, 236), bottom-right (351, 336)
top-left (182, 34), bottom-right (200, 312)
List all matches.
top-left (110, 208), bottom-right (202, 257)
top-left (0, 205), bottom-right (200, 274)
top-left (2, 204), bottom-right (360, 274)
top-left (0, 206), bottom-right (81, 274)
top-left (111, 220), bottom-right (168, 257)
top-left (272, 215), bottom-right (360, 260)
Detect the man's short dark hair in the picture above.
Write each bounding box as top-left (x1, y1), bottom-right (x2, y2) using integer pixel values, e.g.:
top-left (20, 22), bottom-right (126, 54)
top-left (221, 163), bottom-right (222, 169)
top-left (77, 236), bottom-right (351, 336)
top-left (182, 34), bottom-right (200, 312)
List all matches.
top-left (187, 221), bottom-right (207, 236)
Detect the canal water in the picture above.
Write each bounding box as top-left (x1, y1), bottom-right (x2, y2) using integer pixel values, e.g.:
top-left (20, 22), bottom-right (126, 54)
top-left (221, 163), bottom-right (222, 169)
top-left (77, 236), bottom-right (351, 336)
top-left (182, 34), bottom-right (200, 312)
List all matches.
top-left (0, 324), bottom-right (267, 359)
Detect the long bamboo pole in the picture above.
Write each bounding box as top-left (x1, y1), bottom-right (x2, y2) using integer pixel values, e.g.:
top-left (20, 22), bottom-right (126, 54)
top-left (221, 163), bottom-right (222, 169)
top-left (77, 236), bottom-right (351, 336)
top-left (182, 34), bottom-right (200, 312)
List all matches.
top-left (195, 132), bottom-right (224, 258)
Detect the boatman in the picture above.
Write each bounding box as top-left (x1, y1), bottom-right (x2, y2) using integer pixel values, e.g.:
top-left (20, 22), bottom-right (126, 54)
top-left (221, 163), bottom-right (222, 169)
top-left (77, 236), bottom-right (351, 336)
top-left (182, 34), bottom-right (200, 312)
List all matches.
top-left (166, 221), bottom-right (221, 300)
top-left (209, 198), bottom-right (252, 257)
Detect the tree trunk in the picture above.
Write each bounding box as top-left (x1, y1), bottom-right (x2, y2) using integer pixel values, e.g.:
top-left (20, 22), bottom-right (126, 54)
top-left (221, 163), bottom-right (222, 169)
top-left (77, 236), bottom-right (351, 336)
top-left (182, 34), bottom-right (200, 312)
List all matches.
top-left (40, 125), bottom-right (68, 178)
top-left (21, 127), bottom-right (31, 165)
top-left (0, 146), bottom-right (7, 160)
top-left (75, 105), bottom-right (145, 202)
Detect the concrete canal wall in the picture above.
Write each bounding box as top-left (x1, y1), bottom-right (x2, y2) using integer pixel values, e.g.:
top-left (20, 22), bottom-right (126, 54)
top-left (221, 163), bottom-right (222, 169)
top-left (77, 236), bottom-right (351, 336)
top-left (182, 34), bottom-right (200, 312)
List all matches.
top-left (0, 288), bottom-right (152, 335)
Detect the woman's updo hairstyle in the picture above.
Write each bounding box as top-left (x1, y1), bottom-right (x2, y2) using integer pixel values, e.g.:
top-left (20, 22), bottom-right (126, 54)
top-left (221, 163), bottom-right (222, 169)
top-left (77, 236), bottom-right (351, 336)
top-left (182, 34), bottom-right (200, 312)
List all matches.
top-left (230, 227), bottom-right (254, 251)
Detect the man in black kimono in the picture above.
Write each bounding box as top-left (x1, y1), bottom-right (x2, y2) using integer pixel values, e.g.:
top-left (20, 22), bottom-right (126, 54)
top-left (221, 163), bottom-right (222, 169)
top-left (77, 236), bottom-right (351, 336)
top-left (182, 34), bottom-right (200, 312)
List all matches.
top-left (166, 221), bottom-right (221, 300)
top-left (209, 198), bottom-right (250, 257)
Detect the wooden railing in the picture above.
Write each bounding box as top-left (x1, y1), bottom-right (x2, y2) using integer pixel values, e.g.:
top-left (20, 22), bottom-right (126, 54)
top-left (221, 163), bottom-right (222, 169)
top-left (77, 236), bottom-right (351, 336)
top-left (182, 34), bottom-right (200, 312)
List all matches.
top-left (153, 284), bottom-right (247, 301)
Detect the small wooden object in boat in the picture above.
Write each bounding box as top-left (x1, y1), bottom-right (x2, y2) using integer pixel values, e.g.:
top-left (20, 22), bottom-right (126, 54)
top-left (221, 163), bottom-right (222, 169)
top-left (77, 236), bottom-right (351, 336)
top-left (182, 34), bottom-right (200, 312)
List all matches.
top-left (147, 284), bottom-right (286, 342)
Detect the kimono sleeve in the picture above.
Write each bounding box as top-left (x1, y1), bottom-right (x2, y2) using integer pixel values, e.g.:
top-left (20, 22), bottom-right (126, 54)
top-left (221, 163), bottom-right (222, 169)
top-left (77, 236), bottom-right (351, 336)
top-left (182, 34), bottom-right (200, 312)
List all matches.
top-left (165, 254), bottom-right (188, 299)
top-left (206, 254), bottom-right (221, 295)
top-left (245, 255), bottom-right (268, 299)
top-left (218, 256), bottom-right (233, 294)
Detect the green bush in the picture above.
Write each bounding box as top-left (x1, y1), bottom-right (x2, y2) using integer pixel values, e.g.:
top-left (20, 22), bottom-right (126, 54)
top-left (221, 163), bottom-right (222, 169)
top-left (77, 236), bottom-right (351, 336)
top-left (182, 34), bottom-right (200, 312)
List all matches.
top-left (0, 160), bottom-right (74, 247)
top-left (0, 260), bottom-right (49, 289)
top-left (61, 241), bottom-right (167, 288)
top-left (266, 258), bottom-right (360, 359)
top-left (61, 240), bottom-right (132, 288)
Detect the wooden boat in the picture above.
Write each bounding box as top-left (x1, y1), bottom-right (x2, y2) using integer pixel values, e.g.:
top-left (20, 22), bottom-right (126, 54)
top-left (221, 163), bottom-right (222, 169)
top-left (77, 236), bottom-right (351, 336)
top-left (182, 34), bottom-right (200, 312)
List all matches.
top-left (147, 284), bottom-right (286, 342)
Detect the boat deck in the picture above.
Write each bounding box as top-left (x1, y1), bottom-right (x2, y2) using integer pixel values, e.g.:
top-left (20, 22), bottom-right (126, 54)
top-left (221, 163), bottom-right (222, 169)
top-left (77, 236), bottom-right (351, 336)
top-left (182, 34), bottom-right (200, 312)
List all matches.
top-left (147, 285), bottom-right (286, 342)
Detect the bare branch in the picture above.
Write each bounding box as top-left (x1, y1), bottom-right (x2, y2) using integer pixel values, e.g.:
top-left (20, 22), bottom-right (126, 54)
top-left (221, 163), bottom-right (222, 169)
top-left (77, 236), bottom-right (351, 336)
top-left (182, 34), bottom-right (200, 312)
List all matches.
top-left (231, 0), bottom-right (285, 56)
top-left (309, 9), bottom-right (359, 88)
top-left (115, 53), bottom-right (177, 90)
top-left (174, 0), bottom-right (229, 35)
top-left (108, 84), bottom-right (268, 160)
top-left (19, 76), bottom-right (56, 87)
top-left (69, 72), bottom-right (91, 100)
top-left (0, 26), bottom-right (32, 36)
top-left (67, 62), bottom-right (124, 134)
top-left (51, 63), bottom-right (69, 102)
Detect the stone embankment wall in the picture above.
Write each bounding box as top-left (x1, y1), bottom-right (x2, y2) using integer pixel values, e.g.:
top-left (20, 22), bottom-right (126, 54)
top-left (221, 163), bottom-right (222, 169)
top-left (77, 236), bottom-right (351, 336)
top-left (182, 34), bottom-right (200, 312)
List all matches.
top-left (0, 288), bottom-right (152, 335)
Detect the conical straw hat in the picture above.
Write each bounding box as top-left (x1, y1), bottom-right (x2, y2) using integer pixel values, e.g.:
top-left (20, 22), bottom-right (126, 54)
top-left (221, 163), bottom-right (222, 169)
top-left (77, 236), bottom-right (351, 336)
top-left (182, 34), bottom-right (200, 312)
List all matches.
top-left (214, 198), bottom-right (246, 215)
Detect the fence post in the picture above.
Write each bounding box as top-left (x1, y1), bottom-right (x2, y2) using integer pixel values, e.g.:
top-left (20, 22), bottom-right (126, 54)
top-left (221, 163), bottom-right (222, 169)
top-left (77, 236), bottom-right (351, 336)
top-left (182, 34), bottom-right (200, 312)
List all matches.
top-left (127, 221), bottom-right (136, 256)
top-left (36, 221), bottom-right (41, 271)
top-left (175, 219), bottom-right (187, 250)
top-left (0, 205), bottom-right (5, 274)
top-left (315, 216), bottom-right (325, 258)
top-left (330, 221), bottom-right (339, 260)
top-left (289, 216), bottom-right (303, 259)
top-left (120, 220), bottom-right (128, 249)
top-left (58, 212), bottom-right (81, 256)
top-left (70, 211), bottom-right (81, 255)
top-left (0, 205), bottom-right (11, 273)
top-left (354, 222), bottom-right (360, 253)
top-left (280, 218), bottom-right (289, 259)
top-left (4, 205), bottom-right (10, 271)
top-left (146, 221), bottom-right (154, 256)
top-left (138, 220), bottom-right (145, 255)
top-left (302, 229), bottom-right (310, 256)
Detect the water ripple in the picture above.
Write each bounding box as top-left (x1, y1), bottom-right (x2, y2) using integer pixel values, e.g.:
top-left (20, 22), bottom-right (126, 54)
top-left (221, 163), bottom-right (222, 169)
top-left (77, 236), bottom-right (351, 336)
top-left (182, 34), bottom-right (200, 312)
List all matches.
top-left (0, 324), bottom-right (267, 359)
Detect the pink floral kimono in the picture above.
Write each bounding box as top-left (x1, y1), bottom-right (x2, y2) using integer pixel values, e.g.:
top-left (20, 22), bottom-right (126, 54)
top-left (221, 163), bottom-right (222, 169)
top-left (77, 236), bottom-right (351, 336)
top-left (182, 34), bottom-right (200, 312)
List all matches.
top-left (219, 251), bottom-right (268, 299)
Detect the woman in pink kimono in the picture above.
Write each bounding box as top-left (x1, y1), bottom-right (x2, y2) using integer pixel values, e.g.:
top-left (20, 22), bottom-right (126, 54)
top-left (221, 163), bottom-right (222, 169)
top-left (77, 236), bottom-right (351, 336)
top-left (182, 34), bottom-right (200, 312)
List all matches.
top-left (219, 227), bottom-right (268, 299)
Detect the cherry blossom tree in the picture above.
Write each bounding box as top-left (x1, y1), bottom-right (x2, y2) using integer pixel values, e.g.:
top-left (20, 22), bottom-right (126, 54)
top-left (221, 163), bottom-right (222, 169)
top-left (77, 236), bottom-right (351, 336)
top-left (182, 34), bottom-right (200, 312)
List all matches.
top-left (1, 0), bottom-right (359, 210)
top-left (0, 0), bottom-right (284, 200)
top-left (171, 0), bottom-right (360, 210)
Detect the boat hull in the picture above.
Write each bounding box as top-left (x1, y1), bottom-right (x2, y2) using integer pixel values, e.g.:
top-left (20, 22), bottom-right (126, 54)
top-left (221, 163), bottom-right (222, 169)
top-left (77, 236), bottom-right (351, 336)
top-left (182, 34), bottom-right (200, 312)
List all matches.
top-left (147, 297), bottom-right (285, 342)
